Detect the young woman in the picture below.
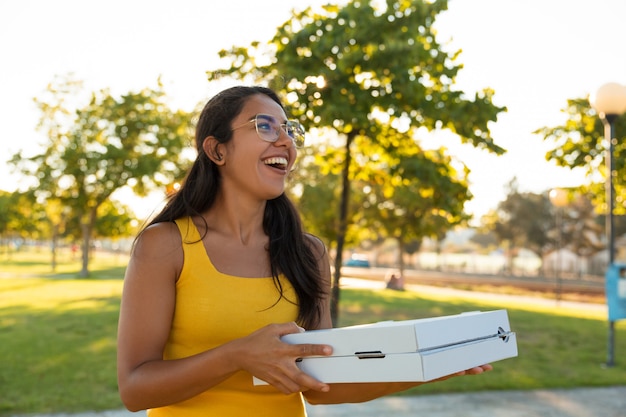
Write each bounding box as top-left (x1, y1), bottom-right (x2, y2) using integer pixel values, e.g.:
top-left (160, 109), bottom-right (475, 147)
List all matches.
top-left (117, 86), bottom-right (491, 417)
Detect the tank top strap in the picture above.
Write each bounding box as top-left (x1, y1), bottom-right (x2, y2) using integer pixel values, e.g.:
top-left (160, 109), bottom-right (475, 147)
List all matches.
top-left (174, 216), bottom-right (201, 242)
top-left (174, 216), bottom-right (214, 268)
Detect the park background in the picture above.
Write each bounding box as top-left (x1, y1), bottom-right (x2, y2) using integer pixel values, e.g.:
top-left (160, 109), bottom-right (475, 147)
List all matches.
top-left (1, 0), bottom-right (626, 415)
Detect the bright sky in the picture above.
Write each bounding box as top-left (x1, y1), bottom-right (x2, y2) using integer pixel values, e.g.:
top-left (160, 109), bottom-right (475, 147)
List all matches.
top-left (1, 0), bottom-right (625, 221)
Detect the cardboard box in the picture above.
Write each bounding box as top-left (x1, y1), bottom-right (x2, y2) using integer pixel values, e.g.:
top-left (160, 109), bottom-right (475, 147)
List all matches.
top-left (254, 310), bottom-right (517, 385)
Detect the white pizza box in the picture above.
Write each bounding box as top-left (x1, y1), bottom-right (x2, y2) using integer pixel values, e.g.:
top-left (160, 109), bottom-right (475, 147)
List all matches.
top-left (254, 310), bottom-right (517, 385)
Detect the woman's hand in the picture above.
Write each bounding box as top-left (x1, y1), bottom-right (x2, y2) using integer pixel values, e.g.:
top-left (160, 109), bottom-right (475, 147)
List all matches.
top-left (457, 364), bottom-right (493, 375)
top-left (229, 322), bottom-right (333, 394)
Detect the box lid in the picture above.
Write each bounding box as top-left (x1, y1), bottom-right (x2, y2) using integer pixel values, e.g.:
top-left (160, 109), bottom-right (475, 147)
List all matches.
top-left (281, 310), bottom-right (513, 356)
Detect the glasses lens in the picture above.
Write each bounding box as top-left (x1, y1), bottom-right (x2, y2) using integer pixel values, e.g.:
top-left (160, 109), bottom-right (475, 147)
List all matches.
top-left (254, 115), bottom-right (278, 143)
top-left (285, 120), bottom-right (305, 148)
top-left (253, 114), bottom-right (305, 147)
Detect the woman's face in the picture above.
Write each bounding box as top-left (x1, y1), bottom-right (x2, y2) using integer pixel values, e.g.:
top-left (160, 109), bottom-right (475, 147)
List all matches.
top-left (218, 94), bottom-right (298, 202)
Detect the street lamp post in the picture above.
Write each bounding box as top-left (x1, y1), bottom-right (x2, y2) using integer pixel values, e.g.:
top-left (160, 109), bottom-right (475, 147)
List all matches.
top-left (549, 188), bottom-right (568, 302)
top-left (590, 82), bottom-right (626, 367)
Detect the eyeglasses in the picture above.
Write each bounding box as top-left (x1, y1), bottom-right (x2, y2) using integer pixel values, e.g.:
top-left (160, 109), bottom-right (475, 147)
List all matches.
top-left (232, 114), bottom-right (305, 148)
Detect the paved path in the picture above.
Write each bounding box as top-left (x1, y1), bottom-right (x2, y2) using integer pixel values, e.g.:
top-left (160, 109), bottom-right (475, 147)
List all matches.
top-left (19, 386), bottom-right (626, 417)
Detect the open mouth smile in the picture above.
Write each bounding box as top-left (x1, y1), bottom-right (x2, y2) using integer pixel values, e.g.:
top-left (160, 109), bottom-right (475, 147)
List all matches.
top-left (263, 156), bottom-right (289, 171)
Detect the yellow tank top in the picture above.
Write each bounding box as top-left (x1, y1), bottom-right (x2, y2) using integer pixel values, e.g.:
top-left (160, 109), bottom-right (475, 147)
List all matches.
top-left (147, 217), bottom-right (306, 417)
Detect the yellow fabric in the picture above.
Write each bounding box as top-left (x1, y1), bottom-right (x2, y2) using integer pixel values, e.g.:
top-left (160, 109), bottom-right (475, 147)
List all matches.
top-left (147, 216), bottom-right (306, 417)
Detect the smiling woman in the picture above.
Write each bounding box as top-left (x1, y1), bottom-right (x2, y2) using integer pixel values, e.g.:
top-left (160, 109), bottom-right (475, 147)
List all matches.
top-left (116, 86), bottom-right (332, 417)
top-left (116, 85), bottom-right (491, 417)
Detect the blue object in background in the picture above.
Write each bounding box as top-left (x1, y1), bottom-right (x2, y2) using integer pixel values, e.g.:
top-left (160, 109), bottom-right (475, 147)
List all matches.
top-left (606, 263), bottom-right (626, 321)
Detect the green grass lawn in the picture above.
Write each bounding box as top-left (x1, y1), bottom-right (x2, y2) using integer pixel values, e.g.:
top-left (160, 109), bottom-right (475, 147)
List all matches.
top-left (1, 249), bottom-right (625, 415)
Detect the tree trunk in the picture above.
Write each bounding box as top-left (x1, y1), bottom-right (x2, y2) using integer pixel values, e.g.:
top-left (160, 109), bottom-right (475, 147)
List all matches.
top-left (79, 207), bottom-right (97, 278)
top-left (330, 132), bottom-right (355, 327)
top-left (51, 225), bottom-right (59, 272)
top-left (397, 236), bottom-right (405, 277)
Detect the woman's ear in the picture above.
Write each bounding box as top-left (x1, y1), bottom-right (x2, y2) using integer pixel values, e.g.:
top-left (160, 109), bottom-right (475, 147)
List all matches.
top-left (202, 136), bottom-right (225, 165)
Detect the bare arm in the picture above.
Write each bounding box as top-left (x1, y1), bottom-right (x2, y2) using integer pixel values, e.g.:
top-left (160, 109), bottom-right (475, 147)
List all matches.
top-left (117, 223), bottom-right (332, 411)
top-left (301, 237), bottom-right (493, 405)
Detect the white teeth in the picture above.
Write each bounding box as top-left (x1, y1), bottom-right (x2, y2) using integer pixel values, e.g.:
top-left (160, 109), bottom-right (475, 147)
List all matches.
top-left (264, 157), bottom-right (288, 166)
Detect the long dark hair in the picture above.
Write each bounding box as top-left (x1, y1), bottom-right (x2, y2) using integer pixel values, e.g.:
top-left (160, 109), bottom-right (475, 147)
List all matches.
top-left (145, 86), bottom-right (326, 329)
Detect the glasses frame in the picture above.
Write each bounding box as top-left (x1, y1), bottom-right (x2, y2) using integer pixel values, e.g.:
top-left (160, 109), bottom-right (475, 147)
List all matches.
top-left (231, 114), bottom-right (305, 148)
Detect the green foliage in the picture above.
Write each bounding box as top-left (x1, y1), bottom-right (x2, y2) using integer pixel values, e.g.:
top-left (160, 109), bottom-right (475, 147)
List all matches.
top-left (353, 131), bottom-right (471, 272)
top-left (484, 180), bottom-right (607, 265)
top-left (290, 133), bottom-right (471, 263)
top-left (535, 96), bottom-right (626, 216)
top-left (21, 75), bottom-right (193, 202)
top-left (490, 179), bottom-right (554, 255)
top-left (93, 199), bottom-right (136, 239)
top-left (358, 133), bottom-right (471, 239)
top-left (563, 193), bottom-right (606, 257)
top-left (212, 0), bottom-right (505, 150)
top-left (212, 0), bottom-right (505, 242)
top-left (0, 190), bottom-right (44, 241)
top-left (8, 74), bottom-right (193, 276)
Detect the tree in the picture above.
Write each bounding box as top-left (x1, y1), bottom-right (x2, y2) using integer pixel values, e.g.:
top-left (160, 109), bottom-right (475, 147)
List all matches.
top-left (209, 0), bottom-right (506, 323)
top-left (562, 193), bottom-right (605, 258)
top-left (0, 190), bottom-right (43, 256)
top-left (482, 181), bottom-right (609, 275)
top-left (9, 75), bottom-right (192, 277)
top-left (483, 179), bottom-right (553, 273)
top-left (545, 191), bottom-right (606, 275)
top-left (357, 132), bottom-right (470, 277)
top-left (470, 233), bottom-right (498, 253)
top-left (93, 199), bottom-right (136, 241)
top-left (535, 97), bottom-right (626, 216)
top-left (535, 96), bottom-right (626, 247)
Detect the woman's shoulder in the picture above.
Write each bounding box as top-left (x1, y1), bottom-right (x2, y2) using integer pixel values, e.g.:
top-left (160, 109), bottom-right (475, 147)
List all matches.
top-left (142, 220), bottom-right (182, 238)
top-left (132, 221), bottom-right (183, 259)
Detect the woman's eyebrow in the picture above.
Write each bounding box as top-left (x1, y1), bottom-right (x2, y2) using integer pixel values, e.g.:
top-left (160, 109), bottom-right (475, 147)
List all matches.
top-left (257, 114), bottom-right (286, 123)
